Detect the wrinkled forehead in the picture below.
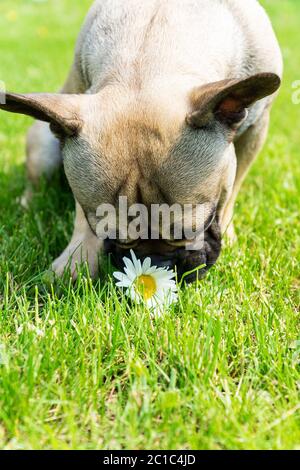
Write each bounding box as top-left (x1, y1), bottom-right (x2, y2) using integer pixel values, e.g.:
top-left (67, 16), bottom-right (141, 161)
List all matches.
top-left (63, 110), bottom-right (230, 214)
top-left (156, 125), bottom-right (232, 202)
top-left (63, 107), bottom-right (178, 202)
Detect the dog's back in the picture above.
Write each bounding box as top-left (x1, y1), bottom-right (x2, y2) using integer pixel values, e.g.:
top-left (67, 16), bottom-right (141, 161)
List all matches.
top-left (75, 0), bottom-right (282, 94)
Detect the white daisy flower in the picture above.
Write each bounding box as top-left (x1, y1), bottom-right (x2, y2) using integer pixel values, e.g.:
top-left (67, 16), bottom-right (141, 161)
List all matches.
top-left (113, 250), bottom-right (178, 315)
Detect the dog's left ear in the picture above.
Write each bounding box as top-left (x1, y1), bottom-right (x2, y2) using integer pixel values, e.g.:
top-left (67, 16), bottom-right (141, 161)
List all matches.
top-left (0, 92), bottom-right (83, 136)
top-left (187, 73), bottom-right (281, 129)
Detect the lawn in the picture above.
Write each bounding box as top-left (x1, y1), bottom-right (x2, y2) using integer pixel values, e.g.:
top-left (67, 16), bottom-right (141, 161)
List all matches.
top-left (0, 0), bottom-right (299, 450)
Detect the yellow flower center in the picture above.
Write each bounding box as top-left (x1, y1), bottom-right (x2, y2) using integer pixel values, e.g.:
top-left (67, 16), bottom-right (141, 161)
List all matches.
top-left (135, 275), bottom-right (157, 300)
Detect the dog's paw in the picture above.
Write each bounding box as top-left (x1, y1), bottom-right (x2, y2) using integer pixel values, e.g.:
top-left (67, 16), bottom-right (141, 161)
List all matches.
top-left (51, 242), bottom-right (99, 280)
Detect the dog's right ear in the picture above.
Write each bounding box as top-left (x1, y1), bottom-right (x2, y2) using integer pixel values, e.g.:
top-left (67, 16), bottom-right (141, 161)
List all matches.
top-left (187, 73), bottom-right (281, 130)
top-left (0, 92), bottom-right (83, 136)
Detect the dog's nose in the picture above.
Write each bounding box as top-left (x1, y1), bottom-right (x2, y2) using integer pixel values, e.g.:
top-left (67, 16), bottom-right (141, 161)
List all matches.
top-left (104, 218), bottom-right (222, 283)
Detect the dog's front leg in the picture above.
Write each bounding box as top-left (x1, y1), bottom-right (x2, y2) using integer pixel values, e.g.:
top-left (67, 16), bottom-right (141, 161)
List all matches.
top-left (52, 201), bottom-right (102, 280)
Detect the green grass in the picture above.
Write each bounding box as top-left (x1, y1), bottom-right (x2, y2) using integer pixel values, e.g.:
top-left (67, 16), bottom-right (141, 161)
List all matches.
top-left (0, 0), bottom-right (299, 450)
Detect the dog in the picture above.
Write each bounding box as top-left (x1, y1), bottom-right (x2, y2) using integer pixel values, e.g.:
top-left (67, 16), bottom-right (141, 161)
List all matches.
top-left (0, 0), bottom-right (283, 281)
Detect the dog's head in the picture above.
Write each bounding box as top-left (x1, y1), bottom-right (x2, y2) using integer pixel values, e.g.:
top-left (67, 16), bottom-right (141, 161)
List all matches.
top-left (0, 73), bottom-right (280, 280)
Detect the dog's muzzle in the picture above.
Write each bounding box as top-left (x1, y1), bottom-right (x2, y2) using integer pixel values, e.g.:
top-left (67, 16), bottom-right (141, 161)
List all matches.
top-left (104, 220), bottom-right (222, 283)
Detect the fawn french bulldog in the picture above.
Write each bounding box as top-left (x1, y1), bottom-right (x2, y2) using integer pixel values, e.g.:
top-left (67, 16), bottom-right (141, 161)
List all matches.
top-left (0, 0), bottom-right (282, 281)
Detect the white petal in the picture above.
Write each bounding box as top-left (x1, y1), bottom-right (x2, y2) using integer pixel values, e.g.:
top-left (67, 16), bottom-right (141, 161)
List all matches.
top-left (123, 256), bottom-right (135, 275)
top-left (147, 296), bottom-right (160, 309)
top-left (152, 277), bottom-right (175, 289)
top-left (126, 287), bottom-right (142, 304)
top-left (148, 297), bottom-right (165, 317)
top-left (152, 291), bottom-right (167, 304)
top-left (130, 250), bottom-right (143, 276)
top-left (142, 257), bottom-right (152, 272)
top-left (144, 265), bottom-right (159, 275)
top-left (156, 283), bottom-right (177, 294)
top-left (124, 266), bottom-right (137, 282)
top-left (113, 271), bottom-right (128, 282)
top-left (156, 288), bottom-right (178, 305)
top-left (152, 269), bottom-right (175, 280)
top-left (115, 279), bottom-right (132, 288)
